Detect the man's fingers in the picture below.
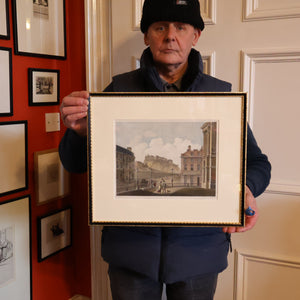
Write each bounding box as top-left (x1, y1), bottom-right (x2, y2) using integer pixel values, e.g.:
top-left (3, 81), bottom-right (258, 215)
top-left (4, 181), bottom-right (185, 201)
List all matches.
top-left (69, 90), bottom-right (89, 99)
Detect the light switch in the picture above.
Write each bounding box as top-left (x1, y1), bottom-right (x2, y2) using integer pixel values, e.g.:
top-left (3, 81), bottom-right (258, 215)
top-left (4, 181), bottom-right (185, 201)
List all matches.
top-left (45, 113), bottom-right (60, 132)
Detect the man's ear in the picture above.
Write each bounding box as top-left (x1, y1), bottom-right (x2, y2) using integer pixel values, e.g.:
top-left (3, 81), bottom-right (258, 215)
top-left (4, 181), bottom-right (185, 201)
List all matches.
top-left (144, 33), bottom-right (149, 46)
top-left (192, 29), bottom-right (201, 46)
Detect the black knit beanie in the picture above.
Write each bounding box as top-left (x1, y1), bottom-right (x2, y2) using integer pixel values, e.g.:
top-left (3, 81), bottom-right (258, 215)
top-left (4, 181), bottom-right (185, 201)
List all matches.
top-left (140, 0), bottom-right (205, 33)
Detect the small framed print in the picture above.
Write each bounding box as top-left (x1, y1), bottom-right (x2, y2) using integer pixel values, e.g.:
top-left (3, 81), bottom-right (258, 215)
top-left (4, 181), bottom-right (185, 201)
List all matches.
top-left (0, 0), bottom-right (10, 39)
top-left (0, 195), bottom-right (32, 300)
top-left (88, 92), bottom-right (247, 226)
top-left (0, 47), bottom-right (13, 116)
top-left (34, 148), bottom-right (70, 205)
top-left (0, 121), bottom-right (28, 197)
top-left (37, 207), bottom-right (72, 262)
top-left (12, 0), bottom-right (66, 59)
top-left (28, 68), bottom-right (60, 106)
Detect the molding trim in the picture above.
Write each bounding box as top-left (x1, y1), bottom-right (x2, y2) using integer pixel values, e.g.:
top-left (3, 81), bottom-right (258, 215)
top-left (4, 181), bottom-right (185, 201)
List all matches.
top-left (201, 50), bottom-right (216, 76)
top-left (241, 48), bottom-right (300, 196)
top-left (85, 0), bottom-right (112, 92)
top-left (133, 0), bottom-right (216, 31)
top-left (243, 0), bottom-right (300, 21)
top-left (241, 48), bottom-right (300, 124)
top-left (201, 0), bottom-right (217, 25)
top-left (234, 249), bottom-right (300, 300)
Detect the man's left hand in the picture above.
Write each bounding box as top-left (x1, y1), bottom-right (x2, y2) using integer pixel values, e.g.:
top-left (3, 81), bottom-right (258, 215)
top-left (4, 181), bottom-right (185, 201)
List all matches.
top-left (223, 186), bottom-right (259, 234)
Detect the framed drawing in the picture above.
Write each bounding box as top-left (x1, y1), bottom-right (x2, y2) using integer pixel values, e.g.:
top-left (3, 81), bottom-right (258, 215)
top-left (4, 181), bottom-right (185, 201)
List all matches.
top-left (0, 195), bottom-right (32, 300)
top-left (34, 148), bottom-right (70, 205)
top-left (0, 0), bottom-right (10, 39)
top-left (0, 47), bottom-right (13, 116)
top-left (37, 207), bottom-right (72, 262)
top-left (12, 0), bottom-right (66, 59)
top-left (28, 68), bottom-right (60, 106)
top-left (0, 121), bottom-right (28, 197)
top-left (88, 92), bottom-right (247, 226)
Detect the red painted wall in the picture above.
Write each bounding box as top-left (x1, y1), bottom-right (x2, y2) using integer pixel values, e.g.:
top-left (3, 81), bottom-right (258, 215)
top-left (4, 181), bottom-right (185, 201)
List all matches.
top-left (0, 0), bottom-right (91, 299)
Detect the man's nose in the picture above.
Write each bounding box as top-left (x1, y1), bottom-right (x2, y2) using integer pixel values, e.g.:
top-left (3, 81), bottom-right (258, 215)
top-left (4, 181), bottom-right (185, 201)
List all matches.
top-left (165, 24), bottom-right (176, 41)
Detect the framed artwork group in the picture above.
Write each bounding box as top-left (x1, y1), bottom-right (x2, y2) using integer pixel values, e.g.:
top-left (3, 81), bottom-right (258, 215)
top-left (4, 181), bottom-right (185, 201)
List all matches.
top-left (0, 1), bottom-right (69, 299)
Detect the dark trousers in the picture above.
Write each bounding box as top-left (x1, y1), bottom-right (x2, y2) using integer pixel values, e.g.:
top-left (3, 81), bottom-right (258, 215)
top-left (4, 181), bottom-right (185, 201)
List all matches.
top-left (108, 266), bottom-right (218, 300)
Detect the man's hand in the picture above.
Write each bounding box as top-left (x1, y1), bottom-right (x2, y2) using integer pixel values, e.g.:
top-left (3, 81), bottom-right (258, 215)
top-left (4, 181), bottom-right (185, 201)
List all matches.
top-left (223, 186), bottom-right (259, 234)
top-left (60, 90), bottom-right (89, 136)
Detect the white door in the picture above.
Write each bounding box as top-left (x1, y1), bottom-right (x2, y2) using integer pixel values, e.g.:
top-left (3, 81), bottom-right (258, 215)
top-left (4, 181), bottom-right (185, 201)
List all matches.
top-left (85, 0), bottom-right (300, 299)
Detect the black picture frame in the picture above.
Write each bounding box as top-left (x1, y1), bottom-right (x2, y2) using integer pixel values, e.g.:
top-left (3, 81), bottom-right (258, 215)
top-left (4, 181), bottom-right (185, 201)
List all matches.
top-left (28, 68), bottom-right (60, 106)
top-left (0, 121), bottom-right (28, 197)
top-left (12, 0), bottom-right (66, 59)
top-left (0, 0), bottom-right (10, 40)
top-left (88, 92), bottom-right (247, 227)
top-left (0, 195), bottom-right (32, 300)
top-left (37, 207), bottom-right (72, 262)
top-left (0, 47), bottom-right (13, 116)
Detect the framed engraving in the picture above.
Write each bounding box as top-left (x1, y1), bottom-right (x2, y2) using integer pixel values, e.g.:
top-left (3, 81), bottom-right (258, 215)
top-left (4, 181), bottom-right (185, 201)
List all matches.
top-left (88, 93), bottom-right (247, 226)
top-left (37, 207), bottom-right (72, 262)
top-left (0, 196), bottom-right (31, 299)
top-left (34, 148), bottom-right (70, 205)
top-left (0, 47), bottom-right (13, 116)
top-left (12, 0), bottom-right (66, 59)
top-left (0, 0), bottom-right (10, 39)
top-left (28, 68), bottom-right (60, 106)
top-left (0, 121), bottom-right (28, 196)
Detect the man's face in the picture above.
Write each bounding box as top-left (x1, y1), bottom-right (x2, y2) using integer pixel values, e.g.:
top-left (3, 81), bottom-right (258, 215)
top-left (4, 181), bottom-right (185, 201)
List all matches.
top-left (144, 21), bottom-right (201, 68)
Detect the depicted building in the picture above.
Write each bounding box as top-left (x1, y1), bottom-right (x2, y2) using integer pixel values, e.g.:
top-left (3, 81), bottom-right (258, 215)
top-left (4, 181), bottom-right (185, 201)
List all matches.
top-left (116, 145), bottom-right (135, 186)
top-left (180, 122), bottom-right (216, 189)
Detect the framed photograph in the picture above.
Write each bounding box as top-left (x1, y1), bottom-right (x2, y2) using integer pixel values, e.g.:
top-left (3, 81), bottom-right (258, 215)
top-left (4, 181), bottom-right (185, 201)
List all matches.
top-left (12, 0), bottom-right (66, 59)
top-left (0, 0), bottom-right (10, 39)
top-left (88, 92), bottom-right (247, 226)
top-left (0, 47), bottom-right (13, 116)
top-left (34, 148), bottom-right (70, 205)
top-left (37, 207), bottom-right (72, 262)
top-left (28, 68), bottom-right (60, 106)
top-left (0, 121), bottom-right (28, 197)
top-left (0, 195), bottom-right (32, 300)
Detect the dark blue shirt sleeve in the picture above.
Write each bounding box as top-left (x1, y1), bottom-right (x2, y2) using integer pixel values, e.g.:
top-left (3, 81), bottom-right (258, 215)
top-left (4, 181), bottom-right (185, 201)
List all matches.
top-left (59, 129), bottom-right (87, 173)
top-left (246, 125), bottom-right (271, 197)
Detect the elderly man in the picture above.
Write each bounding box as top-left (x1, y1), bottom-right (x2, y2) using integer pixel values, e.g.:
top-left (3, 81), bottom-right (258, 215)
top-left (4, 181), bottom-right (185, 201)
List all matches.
top-left (59, 0), bottom-right (271, 299)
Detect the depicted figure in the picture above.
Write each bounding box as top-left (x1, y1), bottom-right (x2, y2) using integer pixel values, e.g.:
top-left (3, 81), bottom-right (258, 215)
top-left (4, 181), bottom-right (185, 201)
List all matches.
top-left (59, 0), bottom-right (271, 299)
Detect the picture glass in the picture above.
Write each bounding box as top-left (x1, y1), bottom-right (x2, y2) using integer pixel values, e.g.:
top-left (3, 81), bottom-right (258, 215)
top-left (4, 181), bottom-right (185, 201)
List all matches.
top-left (38, 208), bottom-right (71, 261)
top-left (0, 196), bottom-right (31, 300)
top-left (13, 0), bottom-right (65, 58)
top-left (0, 122), bottom-right (27, 196)
top-left (30, 69), bottom-right (59, 105)
top-left (0, 48), bottom-right (12, 115)
top-left (0, 0), bottom-right (9, 38)
top-left (88, 93), bottom-right (247, 226)
top-left (35, 149), bottom-right (69, 204)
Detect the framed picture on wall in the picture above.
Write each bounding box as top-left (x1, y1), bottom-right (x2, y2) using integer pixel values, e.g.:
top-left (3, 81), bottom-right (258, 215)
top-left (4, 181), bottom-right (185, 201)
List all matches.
top-left (88, 92), bottom-right (247, 226)
top-left (28, 68), bottom-right (60, 106)
top-left (0, 195), bottom-right (32, 300)
top-left (37, 207), bottom-right (72, 262)
top-left (12, 0), bottom-right (66, 59)
top-left (0, 47), bottom-right (13, 116)
top-left (0, 121), bottom-right (28, 197)
top-left (34, 148), bottom-right (70, 205)
top-left (0, 0), bottom-right (10, 39)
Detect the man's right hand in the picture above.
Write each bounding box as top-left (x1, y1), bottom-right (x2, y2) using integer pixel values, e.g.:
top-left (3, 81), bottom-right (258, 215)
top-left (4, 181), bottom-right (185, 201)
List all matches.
top-left (60, 90), bottom-right (89, 136)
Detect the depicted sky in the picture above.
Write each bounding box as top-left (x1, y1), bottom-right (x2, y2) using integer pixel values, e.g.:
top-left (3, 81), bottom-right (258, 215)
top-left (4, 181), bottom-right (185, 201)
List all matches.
top-left (115, 121), bottom-right (205, 166)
